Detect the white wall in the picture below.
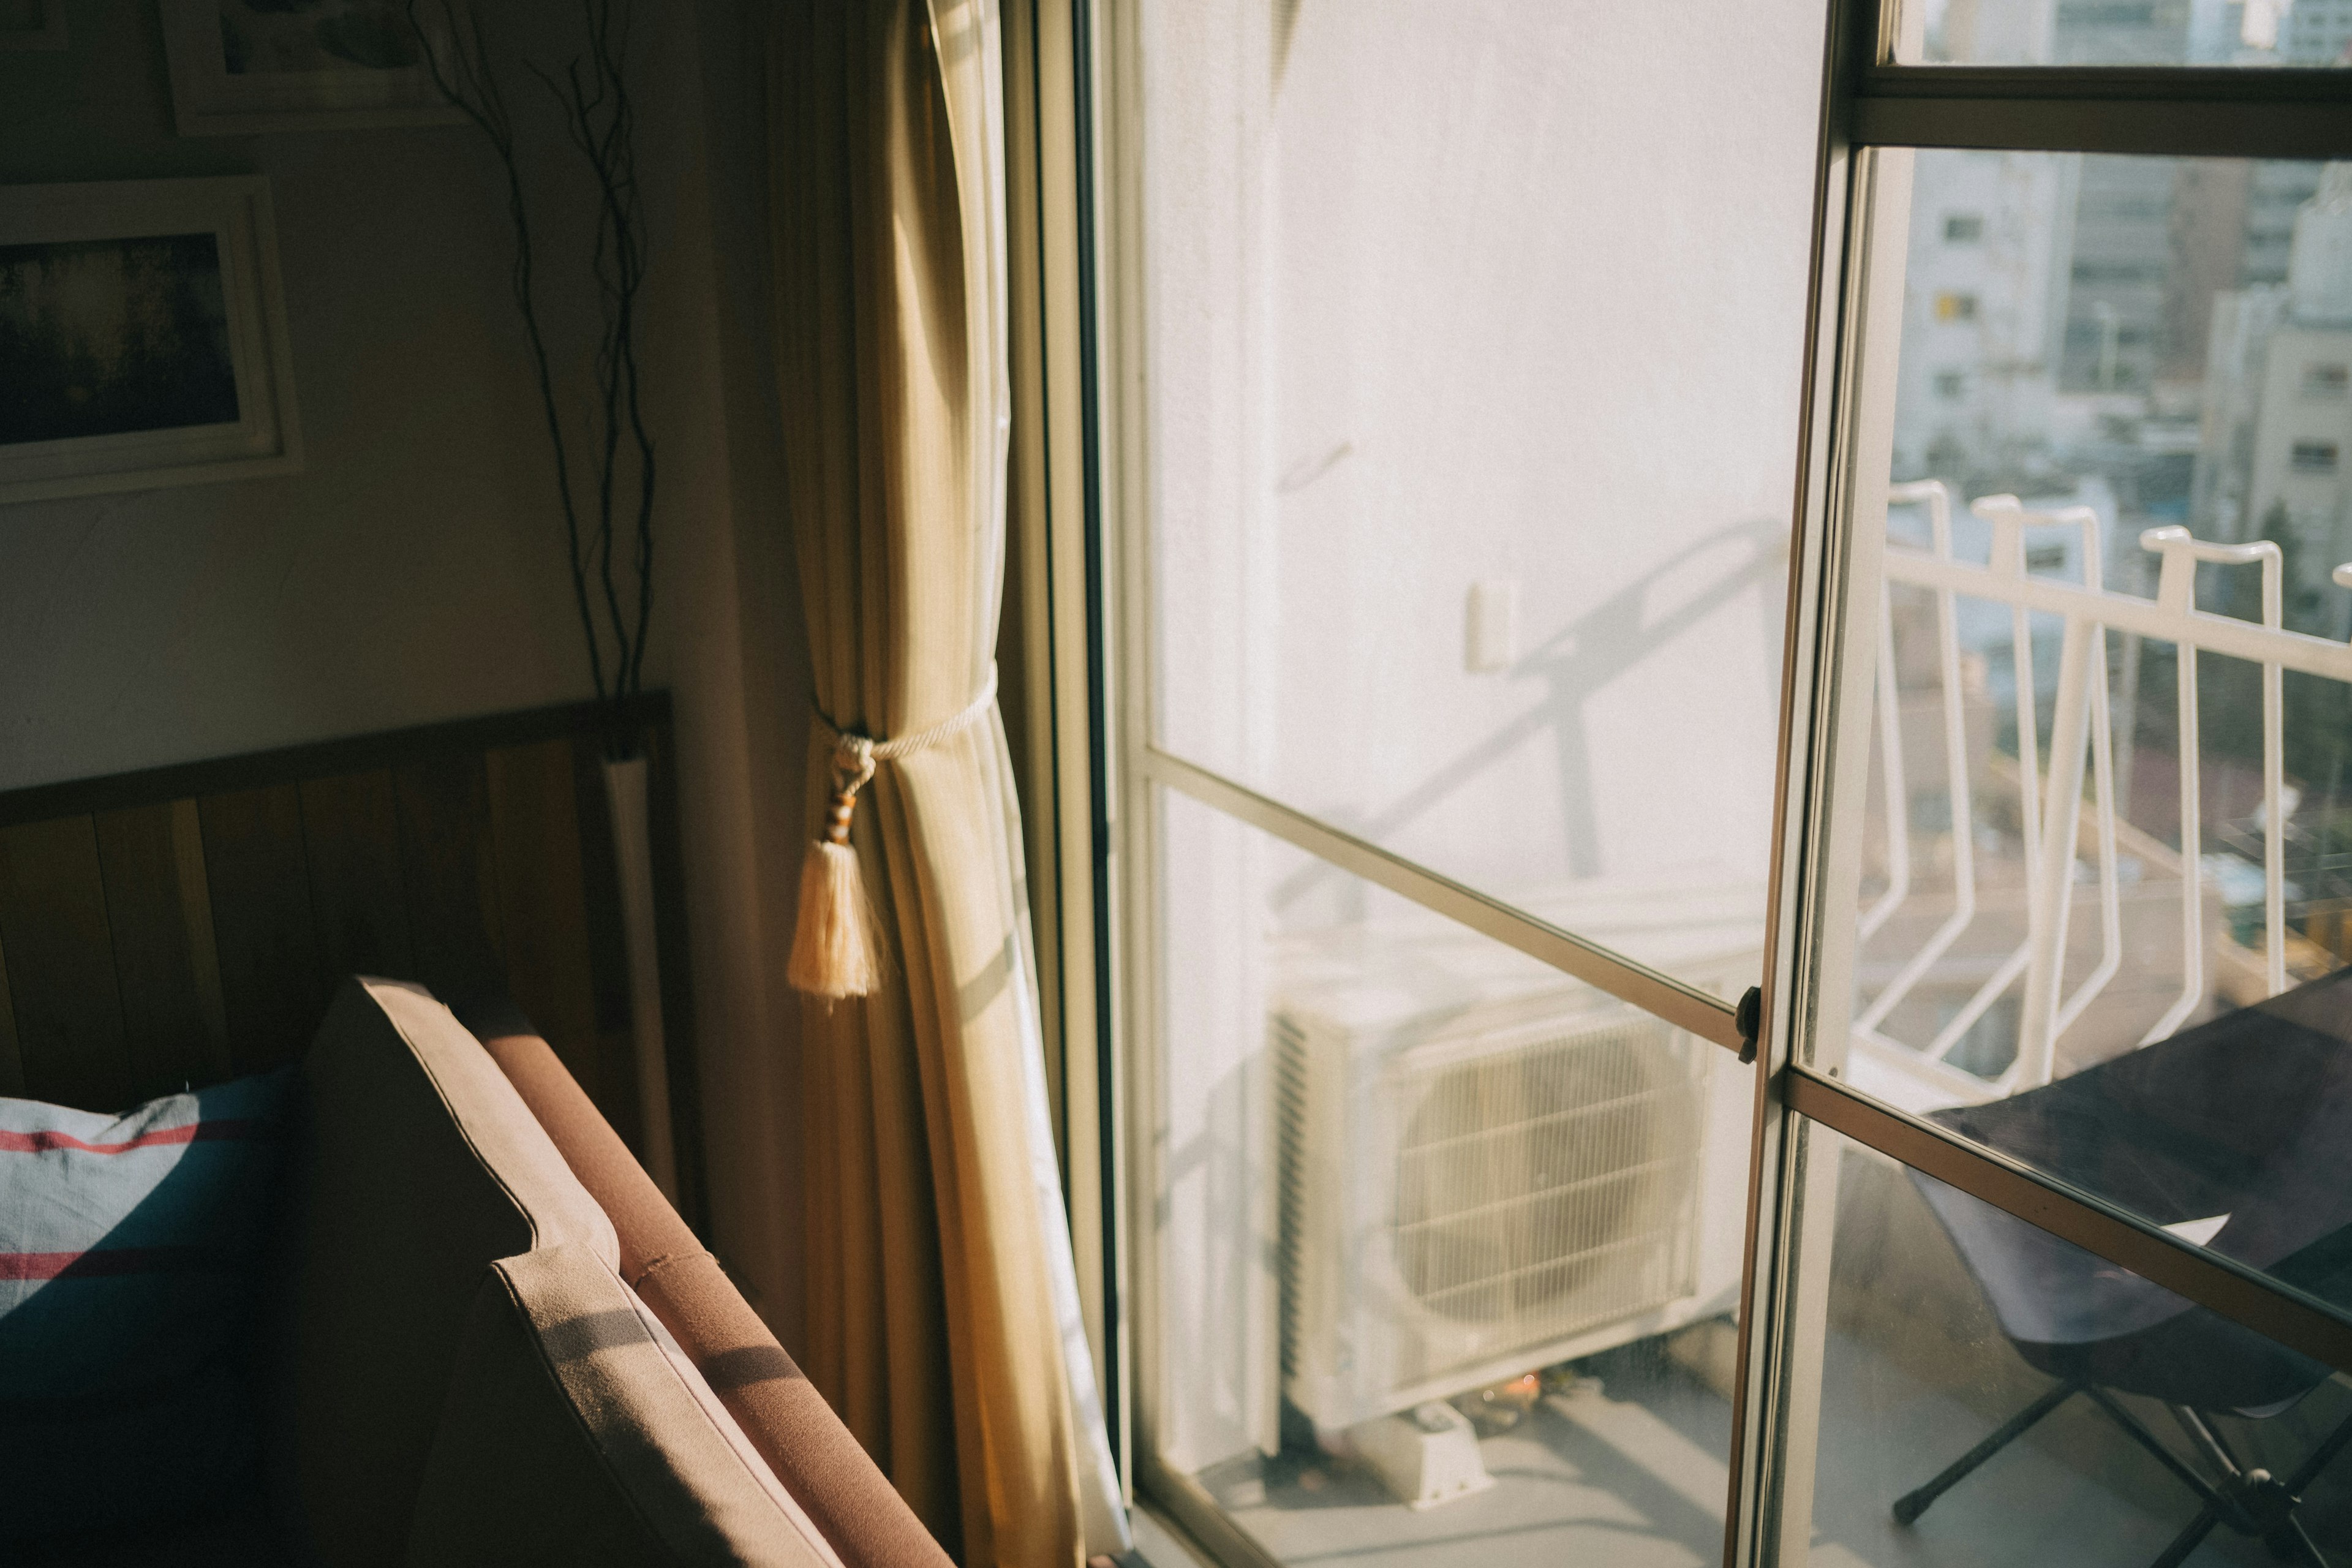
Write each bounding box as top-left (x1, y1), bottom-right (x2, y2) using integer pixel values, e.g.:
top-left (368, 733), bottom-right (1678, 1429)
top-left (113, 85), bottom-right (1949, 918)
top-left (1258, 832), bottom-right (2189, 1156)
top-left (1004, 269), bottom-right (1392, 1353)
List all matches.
top-left (1136, 0), bottom-right (1828, 1472)
top-left (1152, 0), bottom-right (1822, 922)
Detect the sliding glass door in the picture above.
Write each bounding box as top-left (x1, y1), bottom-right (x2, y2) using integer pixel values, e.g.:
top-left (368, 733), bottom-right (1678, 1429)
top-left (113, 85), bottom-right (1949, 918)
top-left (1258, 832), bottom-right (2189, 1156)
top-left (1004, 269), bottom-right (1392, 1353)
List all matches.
top-left (1096, 3), bottom-right (1826, 1562)
top-left (1743, 20), bottom-right (2352, 1567)
top-left (1073, 2), bottom-right (2352, 1566)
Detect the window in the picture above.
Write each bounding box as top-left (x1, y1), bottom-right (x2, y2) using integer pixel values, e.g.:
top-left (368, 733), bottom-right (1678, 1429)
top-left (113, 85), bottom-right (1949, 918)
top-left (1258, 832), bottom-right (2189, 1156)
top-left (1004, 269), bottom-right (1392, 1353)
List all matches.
top-left (1035, 3), bottom-right (2352, 1566)
top-left (1907, 0), bottom-right (2352, 63)
top-left (2307, 363), bottom-right (2351, 399)
top-left (1102, 4), bottom-right (1815, 1559)
top-left (1764, 15), bottom-right (2352, 1568)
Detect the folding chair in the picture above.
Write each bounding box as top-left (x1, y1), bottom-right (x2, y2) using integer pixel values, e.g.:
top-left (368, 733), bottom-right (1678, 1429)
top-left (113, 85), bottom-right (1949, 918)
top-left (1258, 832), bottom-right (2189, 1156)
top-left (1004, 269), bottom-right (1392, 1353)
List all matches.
top-left (1892, 967), bottom-right (2352, 1567)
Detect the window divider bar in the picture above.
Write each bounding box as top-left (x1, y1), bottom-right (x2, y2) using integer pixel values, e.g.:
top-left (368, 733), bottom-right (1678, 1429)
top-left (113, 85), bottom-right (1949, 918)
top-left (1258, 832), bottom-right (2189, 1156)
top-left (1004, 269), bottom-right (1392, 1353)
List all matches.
top-left (1139, 744), bottom-right (1748, 1053)
top-left (1852, 92), bottom-right (2352, 159)
top-left (1861, 63), bottom-right (2352, 102)
top-left (1785, 1065), bottom-right (2352, 1374)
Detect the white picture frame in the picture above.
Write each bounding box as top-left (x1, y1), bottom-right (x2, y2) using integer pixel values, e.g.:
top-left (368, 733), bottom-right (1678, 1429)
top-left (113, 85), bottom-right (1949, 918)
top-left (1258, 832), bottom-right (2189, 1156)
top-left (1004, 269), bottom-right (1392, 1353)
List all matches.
top-left (0, 177), bottom-right (303, 503)
top-left (160, 0), bottom-right (466, 135)
top-left (0, 0), bottom-right (67, 51)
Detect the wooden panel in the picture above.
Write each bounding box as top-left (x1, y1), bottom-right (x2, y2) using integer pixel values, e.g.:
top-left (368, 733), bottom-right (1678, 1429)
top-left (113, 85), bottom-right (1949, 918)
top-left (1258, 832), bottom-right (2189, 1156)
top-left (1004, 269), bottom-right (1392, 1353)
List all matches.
top-left (0, 928), bottom-right (21, 1097)
top-left (0, 696), bottom-right (687, 1137)
top-left (201, 785), bottom-right (327, 1074)
top-left (394, 755), bottom-right (506, 1006)
top-left (0, 816), bottom-right (130, 1109)
top-left (172, 799), bottom-right (231, 1057)
top-left (0, 692), bottom-right (669, 831)
top-left (485, 739), bottom-right (604, 1107)
top-left (94, 801), bottom-right (230, 1099)
top-left (300, 770), bottom-right (415, 986)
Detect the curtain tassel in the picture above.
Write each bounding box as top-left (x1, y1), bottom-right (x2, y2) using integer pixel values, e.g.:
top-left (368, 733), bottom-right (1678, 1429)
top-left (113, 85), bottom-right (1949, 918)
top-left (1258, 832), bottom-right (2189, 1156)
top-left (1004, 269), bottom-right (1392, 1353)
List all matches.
top-left (788, 668), bottom-right (1000, 1000)
top-left (788, 737), bottom-right (885, 999)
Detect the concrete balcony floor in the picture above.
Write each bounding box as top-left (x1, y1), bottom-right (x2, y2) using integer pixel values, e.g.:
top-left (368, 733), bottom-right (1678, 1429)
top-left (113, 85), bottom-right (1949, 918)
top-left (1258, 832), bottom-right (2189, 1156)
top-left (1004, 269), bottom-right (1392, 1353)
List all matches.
top-left (1190, 1152), bottom-right (2352, 1567)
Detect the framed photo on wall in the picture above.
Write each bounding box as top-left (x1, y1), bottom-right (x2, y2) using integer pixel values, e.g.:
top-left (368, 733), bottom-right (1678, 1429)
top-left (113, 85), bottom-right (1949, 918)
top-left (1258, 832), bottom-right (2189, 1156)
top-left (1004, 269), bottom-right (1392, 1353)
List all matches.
top-left (0, 1), bottom-right (67, 51)
top-left (160, 1), bottom-right (465, 135)
top-left (0, 177), bottom-right (303, 503)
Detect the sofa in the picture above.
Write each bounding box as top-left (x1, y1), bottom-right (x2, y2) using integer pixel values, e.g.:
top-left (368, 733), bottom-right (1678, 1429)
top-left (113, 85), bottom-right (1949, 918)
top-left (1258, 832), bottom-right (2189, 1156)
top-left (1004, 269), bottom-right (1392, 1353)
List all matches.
top-left (31, 976), bottom-right (951, 1568)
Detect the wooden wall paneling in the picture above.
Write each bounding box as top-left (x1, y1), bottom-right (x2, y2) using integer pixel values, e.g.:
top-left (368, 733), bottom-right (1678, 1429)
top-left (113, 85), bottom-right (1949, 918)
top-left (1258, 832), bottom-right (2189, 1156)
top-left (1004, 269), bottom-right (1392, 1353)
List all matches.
top-left (0, 927), bottom-right (24, 1098)
top-left (172, 799), bottom-right (232, 1062)
top-left (0, 817), bottom-right (131, 1109)
top-left (94, 801), bottom-right (230, 1099)
top-left (644, 725), bottom-right (707, 1235)
top-left (570, 736), bottom-right (643, 1153)
top-left (484, 738), bottom-right (606, 1109)
top-left (200, 785), bottom-right (328, 1075)
top-left (299, 771), bottom-right (416, 989)
top-left (393, 755), bottom-right (507, 1007)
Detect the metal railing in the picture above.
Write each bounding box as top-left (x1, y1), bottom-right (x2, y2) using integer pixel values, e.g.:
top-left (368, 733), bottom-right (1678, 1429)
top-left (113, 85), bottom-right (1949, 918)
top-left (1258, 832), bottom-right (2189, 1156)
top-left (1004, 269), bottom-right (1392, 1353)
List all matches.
top-left (1850, 480), bottom-right (2342, 1107)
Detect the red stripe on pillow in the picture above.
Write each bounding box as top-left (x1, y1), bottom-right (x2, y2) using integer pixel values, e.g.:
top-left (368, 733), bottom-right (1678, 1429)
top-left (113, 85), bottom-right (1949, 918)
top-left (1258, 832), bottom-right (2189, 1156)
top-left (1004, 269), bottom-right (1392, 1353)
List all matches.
top-left (0, 1246), bottom-right (238, 1280)
top-left (0, 1119), bottom-right (266, 1156)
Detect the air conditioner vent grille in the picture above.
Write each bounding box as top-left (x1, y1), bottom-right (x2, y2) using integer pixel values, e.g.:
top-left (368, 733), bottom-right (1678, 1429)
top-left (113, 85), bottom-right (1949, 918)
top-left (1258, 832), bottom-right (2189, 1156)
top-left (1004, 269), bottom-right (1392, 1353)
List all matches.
top-left (1387, 1016), bottom-right (1703, 1342)
top-left (1273, 1012), bottom-right (1311, 1385)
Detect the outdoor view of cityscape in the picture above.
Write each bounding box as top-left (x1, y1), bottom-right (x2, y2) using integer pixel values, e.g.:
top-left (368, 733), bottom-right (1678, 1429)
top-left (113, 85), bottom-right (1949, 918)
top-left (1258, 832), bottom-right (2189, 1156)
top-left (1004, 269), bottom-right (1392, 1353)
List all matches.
top-left (1860, 0), bottom-right (2352, 1096)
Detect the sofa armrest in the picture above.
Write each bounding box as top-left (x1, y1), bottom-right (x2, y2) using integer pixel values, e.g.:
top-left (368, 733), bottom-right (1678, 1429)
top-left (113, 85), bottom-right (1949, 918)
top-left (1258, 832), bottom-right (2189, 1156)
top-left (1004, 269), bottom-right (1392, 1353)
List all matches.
top-left (466, 1022), bottom-right (952, 1568)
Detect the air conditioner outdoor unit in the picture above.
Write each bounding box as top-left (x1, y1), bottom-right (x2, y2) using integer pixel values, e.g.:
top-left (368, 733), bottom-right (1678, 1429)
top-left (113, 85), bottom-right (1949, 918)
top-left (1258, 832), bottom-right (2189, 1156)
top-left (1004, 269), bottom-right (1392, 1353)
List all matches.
top-left (1273, 924), bottom-right (1754, 1438)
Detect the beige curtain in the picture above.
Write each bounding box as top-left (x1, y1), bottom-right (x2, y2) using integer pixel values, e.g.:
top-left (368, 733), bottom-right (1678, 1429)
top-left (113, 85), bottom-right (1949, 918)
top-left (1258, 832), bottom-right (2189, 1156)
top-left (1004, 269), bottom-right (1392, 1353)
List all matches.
top-left (767, 4), bottom-right (1123, 1565)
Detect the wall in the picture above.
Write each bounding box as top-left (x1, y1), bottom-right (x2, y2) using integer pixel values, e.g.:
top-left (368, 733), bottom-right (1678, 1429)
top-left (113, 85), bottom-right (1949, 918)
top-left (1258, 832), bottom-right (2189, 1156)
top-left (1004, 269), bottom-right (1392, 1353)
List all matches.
top-left (1135, 0), bottom-right (1826, 1471)
top-left (0, 1), bottom-right (811, 1343)
top-left (0, 3), bottom-right (602, 783)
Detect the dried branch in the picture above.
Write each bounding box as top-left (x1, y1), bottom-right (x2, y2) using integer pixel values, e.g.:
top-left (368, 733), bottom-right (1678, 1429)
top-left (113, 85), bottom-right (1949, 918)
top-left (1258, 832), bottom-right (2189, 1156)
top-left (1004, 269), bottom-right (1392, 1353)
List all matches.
top-left (409, 0), bottom-right (657, 729)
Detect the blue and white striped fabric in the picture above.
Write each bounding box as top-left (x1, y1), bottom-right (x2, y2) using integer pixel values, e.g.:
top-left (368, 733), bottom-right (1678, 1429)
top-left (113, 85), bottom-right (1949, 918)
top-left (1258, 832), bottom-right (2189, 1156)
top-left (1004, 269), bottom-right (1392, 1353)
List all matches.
top-left (0, 1069), bottom-right (292, 1539)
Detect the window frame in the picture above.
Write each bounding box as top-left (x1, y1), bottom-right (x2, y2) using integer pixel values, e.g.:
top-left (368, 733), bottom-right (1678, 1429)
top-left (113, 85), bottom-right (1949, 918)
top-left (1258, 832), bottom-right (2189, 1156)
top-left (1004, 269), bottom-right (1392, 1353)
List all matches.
top-left (1741, 8), bottom-right (2352, 1566)
top-left (1000, 4), bottom-right (2352, 1566)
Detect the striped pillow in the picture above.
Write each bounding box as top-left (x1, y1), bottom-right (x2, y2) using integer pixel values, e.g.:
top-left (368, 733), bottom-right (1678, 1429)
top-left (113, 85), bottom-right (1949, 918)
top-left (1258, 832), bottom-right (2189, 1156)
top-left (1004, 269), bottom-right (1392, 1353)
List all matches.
top-left (0, 1069), bottom-right (293, 1539)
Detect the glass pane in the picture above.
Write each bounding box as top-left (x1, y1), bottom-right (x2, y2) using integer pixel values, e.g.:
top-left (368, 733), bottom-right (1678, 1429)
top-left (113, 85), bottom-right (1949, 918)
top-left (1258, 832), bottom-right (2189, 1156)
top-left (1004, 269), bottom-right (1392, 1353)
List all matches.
top-left (1897, 0), bottom-right (2352, 66)
top-left (1134, 0), bottom-right (1826, 990)
top-left (1785, 1121), bottom-right (2352, 1566)
top-left (1812, 150), bottom-right (2352, 1311)
top-left (1147, 785), bottom-right (1754, 1566)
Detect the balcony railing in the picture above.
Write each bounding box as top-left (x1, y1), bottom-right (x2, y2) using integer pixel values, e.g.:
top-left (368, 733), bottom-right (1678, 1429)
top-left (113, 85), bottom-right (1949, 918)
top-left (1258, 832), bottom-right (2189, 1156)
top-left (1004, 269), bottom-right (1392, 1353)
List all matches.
top-left (1849, 481), bottom-right (2352, 1112)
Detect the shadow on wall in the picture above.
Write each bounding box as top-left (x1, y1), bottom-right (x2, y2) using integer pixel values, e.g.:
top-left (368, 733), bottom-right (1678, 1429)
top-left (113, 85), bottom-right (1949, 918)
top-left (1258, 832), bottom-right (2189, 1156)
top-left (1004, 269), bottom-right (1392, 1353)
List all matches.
top-left (1276, 515), bottom-right (1790, 914)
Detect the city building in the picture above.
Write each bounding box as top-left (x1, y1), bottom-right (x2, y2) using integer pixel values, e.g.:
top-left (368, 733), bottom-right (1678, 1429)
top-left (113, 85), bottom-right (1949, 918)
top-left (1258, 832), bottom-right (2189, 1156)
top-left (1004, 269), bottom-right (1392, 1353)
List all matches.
top-left (2246, 166), bottom-right (2352, 604)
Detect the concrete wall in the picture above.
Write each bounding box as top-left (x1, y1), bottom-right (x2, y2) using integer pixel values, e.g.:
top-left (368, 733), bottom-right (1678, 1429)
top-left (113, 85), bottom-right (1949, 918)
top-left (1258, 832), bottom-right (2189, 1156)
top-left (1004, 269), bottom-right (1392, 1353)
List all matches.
top-left (1137, 0), bottom-right (1826, 1469)
top-left (0, 1), bottom-right (810, 1344)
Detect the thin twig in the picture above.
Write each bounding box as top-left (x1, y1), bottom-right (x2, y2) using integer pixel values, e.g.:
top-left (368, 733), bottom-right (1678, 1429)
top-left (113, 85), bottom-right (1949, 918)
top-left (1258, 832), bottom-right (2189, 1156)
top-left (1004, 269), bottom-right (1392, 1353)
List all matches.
top-left (409, 0), bottom-right (657, 720)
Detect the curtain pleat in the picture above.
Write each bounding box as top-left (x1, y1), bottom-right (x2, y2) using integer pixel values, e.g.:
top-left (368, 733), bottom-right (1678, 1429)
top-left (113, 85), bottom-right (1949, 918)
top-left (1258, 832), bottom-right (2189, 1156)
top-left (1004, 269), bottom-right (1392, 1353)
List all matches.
top-left (768, 4), bottom-right (1123, 1564)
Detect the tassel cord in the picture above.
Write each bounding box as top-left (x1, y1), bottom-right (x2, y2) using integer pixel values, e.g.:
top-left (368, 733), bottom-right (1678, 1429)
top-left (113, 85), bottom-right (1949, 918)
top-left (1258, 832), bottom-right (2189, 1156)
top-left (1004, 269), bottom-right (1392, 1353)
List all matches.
top-left (788, 666), bottom-right (1000, 1000)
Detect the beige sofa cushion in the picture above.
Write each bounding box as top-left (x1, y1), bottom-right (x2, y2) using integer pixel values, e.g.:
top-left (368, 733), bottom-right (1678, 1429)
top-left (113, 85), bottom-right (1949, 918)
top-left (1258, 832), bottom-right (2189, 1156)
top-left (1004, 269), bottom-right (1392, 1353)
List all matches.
top-left (265, 979), bottom-right (620, 1567)
top-left (403, 1243), bottom-right (845, 1568)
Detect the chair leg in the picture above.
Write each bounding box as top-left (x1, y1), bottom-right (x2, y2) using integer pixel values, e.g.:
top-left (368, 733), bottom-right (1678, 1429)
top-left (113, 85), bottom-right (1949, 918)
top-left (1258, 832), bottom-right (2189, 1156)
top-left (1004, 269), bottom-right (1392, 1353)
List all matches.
top-left (2149, 1499), bottom-right (2224, 1568)
top-left (2148, 1406), bottom-right (2352, 1568)
top-left (2280, 1404), bottom-right (2352, 1498)
top-left (1893, 1381), bottom-right (2079, 1526)
top-left (2253, 1406), bottom-right (2352, 1567)
top-left (2084, 1390), bottom-right (2240, 1516)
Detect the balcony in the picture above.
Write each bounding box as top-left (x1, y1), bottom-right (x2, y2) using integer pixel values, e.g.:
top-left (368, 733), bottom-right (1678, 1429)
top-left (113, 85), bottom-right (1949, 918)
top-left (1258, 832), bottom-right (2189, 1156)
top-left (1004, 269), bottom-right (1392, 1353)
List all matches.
top-left (1844, 480), bottom-right (2352, 1114)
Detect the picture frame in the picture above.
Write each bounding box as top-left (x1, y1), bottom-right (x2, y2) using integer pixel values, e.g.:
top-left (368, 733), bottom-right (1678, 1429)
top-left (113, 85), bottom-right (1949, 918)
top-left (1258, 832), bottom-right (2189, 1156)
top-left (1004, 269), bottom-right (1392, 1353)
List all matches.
top-left (159, 1), bottom-right (466, 135)
top-left (0, 1), bottom-right (67, 51)
top-left (0, 177), bottom-right (303, 503)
